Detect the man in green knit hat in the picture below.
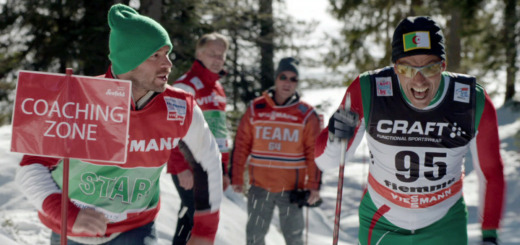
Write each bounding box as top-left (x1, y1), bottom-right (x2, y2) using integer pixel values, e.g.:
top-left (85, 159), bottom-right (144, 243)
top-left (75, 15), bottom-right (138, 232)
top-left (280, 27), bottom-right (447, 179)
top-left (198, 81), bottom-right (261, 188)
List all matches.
top-left (16, 4), bottom-right (223, 245)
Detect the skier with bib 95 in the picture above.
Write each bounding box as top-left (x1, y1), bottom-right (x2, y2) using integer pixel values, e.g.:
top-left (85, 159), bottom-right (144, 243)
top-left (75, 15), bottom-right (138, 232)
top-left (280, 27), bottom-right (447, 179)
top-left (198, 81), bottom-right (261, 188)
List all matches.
top-left (316, 16), bottom-right (505, 245)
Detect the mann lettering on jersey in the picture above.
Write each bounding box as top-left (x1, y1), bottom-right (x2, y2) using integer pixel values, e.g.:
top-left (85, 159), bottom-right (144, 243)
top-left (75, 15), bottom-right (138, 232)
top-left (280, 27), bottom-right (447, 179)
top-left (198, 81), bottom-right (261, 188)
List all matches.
top-left (369, 174), bottom-right (462, 208)
top-left (129, 137), bottom-right (180, 152)
top-left (164, 96), bottom-right (187, 124)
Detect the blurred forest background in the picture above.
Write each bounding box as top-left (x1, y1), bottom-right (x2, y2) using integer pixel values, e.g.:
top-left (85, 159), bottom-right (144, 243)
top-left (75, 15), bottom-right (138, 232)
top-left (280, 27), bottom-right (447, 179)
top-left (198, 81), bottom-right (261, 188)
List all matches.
top-left (0, 0), bottom-right (518, 130)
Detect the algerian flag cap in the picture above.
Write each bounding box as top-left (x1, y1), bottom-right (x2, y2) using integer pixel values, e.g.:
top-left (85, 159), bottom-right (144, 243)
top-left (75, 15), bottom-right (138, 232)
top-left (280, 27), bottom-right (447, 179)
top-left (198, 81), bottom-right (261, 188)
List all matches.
top-left (403, 31), bottom-right (430, 51)
top-left (391, 16), bottom-right (445, 63)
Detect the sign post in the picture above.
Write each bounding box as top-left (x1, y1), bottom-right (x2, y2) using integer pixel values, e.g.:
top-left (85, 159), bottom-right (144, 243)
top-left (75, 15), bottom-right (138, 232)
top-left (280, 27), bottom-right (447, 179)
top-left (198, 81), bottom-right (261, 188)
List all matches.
top-left (59, 68), bottom-right (73, 245)
top-left (11, 70), bottom-right (131, 244)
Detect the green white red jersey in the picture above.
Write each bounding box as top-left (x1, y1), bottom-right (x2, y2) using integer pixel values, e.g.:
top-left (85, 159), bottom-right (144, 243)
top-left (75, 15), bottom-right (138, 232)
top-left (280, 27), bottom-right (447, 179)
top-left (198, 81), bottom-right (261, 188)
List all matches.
top-left (315, 67), bottom-right (505, 231)
top-left (167, 60), bottom-right (230, 174)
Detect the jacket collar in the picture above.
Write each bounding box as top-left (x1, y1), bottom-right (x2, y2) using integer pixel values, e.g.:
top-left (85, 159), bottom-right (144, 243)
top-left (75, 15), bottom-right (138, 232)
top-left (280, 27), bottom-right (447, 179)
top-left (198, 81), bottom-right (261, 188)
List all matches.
top-left (104, 65), bottom-right (115, 79)
top-left (264, 88), bottom-right (300, 107)
top-left (189, 60), bottom-right (225, 87)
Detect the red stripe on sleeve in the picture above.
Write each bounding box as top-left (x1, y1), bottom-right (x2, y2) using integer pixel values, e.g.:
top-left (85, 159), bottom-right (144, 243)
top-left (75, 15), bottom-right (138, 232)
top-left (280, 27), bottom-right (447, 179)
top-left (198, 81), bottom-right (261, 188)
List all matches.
top-left (476, 93), bottom-right (505, 229)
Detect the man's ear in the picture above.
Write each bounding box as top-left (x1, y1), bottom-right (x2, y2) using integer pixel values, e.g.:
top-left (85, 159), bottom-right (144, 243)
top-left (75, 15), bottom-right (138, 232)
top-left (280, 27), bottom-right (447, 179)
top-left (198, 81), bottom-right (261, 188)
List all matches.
top-left (194, 48), bottom-right (203, 60)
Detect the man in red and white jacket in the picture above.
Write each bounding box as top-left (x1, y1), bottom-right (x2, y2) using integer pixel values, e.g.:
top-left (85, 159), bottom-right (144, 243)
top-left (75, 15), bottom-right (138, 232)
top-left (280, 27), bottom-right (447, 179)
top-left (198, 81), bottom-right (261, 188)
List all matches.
top-left (15, 4), bottom-right (222, 245)
top-left (167, 32), bottom-right (230, 245)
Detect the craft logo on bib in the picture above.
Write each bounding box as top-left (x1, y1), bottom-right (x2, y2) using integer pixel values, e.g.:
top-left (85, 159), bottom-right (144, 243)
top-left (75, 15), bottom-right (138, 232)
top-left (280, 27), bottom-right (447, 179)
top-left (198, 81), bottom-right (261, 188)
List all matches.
top-left (403, 31), bottom-right (431, 51)
top-left (454, 82), bottom-right (470, 103)
top-left (164, 96), bottom-right (187, 123)
top-left (376, 77), bottom-right (393, 96)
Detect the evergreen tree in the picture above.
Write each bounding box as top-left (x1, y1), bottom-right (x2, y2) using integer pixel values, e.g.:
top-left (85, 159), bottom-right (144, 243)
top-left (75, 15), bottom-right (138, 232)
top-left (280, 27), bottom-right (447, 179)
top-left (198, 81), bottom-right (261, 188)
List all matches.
top-left (259, 0), bottom-right (275, 91)
top-left (0, 0), bottom-right (318, 126)
top-left (189, 0), bottom-right (317, 108)
top-left (161, 0), bottom-right (214, 80)
top-left (325, 0), bottom-right (518, 92)
top-left (503, 0), bottom-right (519, 103)
top-left (0, 0), bottom-right (116, 125)
top-left (325, 0), bottom-right (409, 80)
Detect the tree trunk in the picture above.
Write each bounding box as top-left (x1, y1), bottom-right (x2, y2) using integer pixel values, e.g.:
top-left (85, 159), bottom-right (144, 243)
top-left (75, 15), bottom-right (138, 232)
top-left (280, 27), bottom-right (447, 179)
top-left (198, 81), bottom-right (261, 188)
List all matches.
top-left (258, 0), bottom-right (274, 91)
top-left (140, 0), bottom-right (162, 21)
top-left (113, 0), bottom-right (131, 6)
top-left (231, 1), bottom-right (239, 110)
top-left (447, 10), bottom-right (461, 73)
top-left (80, 0), bottom-right (112, 75)
top-left (504, 0), bottom-right (518, 103)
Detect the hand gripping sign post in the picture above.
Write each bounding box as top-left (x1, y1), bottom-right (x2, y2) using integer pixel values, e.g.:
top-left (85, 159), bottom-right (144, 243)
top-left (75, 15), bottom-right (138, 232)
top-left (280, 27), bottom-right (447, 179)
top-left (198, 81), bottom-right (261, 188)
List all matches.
top-left (11, 69), bottom-right (131, 245)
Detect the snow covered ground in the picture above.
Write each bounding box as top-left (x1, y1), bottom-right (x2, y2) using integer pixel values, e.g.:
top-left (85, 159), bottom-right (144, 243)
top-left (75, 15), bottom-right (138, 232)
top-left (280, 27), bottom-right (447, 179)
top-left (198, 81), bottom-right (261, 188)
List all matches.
top-left (0, 87), bottom-right (519, 244)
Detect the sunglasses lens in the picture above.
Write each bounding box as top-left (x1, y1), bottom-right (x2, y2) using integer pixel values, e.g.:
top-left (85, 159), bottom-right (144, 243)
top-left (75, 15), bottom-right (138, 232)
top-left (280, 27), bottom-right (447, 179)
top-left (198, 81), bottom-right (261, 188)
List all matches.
top-left (396, 64), bottom-right (415, 78)
top-left (279, 74), bottom-right (298, 82)
top-left (421, 63), bottom-right (442, 77)
top-left (396, 62), bottom-right (442, 78)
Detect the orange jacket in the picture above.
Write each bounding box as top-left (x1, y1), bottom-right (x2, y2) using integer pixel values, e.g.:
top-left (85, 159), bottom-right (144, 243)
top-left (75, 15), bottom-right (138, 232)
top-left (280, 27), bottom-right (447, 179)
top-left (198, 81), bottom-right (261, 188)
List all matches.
top-left (231, 90), bottom-right (321, 192)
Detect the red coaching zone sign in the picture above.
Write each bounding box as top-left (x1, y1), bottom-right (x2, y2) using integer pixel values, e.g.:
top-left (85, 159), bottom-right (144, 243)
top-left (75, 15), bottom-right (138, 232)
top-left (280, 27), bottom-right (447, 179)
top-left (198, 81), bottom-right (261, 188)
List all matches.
top-left (11, 70), bottom-right (131, 163)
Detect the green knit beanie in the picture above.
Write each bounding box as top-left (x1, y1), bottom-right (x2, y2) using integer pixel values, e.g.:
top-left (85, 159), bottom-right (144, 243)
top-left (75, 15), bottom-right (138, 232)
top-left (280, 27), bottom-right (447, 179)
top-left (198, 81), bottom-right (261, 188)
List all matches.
top-left (108, 4), bottom-right (172, 75)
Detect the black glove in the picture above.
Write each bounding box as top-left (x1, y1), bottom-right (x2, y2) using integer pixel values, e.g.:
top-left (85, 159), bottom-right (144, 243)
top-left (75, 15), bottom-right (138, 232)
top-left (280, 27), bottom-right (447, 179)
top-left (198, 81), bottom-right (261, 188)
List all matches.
top-left (289, 190), bottom-right (323, 208)
top-left (328, 109), bottom-right (359, 140)
top-left (481, 237), bottom-right (498, 245)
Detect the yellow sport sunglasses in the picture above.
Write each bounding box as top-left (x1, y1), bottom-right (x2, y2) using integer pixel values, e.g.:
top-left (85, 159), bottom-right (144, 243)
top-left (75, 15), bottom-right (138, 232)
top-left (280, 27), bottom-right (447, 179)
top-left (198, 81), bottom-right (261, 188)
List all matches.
top-left (395, 61), bottom-right (444, 78)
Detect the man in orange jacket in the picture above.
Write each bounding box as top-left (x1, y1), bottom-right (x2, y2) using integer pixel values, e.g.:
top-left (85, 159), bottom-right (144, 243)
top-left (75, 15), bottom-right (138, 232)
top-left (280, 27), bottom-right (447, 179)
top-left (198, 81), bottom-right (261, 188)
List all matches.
top-left (231, 57), bottom-right (322, 245)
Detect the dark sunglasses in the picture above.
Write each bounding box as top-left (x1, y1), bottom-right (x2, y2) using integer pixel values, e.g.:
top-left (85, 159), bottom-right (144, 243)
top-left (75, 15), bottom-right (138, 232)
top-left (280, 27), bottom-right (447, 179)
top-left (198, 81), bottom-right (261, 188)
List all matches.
top-left (279, 74), bottom-right (298, 82)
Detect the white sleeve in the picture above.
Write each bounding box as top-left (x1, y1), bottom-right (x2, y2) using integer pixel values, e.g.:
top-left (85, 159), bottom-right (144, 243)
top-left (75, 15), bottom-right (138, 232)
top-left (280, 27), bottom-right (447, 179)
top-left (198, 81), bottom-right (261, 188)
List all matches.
top-left (173, 83), bottom-right (196, 95)
top-left (316, 120), bottom-right (365, 170)
top-left (182, 105), bottom-right (222, 211)
top-left (15, 163), bottom-right (61, 211)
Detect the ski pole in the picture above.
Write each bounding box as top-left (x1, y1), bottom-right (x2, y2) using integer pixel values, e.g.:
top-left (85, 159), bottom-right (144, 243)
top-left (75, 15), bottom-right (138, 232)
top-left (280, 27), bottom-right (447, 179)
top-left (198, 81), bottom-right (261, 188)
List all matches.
top-left (332, 93), bottom-right (351, 245)
top-left (305, 206), bottom-right (309, 245)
